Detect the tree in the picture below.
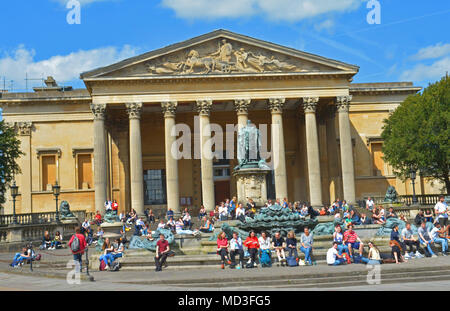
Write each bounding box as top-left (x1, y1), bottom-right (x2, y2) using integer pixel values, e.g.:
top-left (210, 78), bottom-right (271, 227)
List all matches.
top-left (0, 121), bottom-right (24, 208)
top-left (381, 75), bottom-right (450, 194)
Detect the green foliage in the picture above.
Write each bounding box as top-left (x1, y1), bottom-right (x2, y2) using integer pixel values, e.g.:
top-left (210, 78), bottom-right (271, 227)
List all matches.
top-left (0, 121), bottom-right (24, 207)
top-left (381, 75), bottom-right (450, 194)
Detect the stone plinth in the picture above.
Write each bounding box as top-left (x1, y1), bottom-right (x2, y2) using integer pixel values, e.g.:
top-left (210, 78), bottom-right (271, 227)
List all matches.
top-left (233, 168), bottom-right (270, 207)
top-left (100, 221), bottom-right (123, 239)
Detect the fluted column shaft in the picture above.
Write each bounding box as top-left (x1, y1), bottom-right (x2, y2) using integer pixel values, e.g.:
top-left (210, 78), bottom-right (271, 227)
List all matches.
top-left (337, 96), bottom-right (356, 205)
top-left (162, 101), bottom-right (180, 215)
top-left (302, 97), bottom-right (323, 208)
top-left (197, 100), bottom-right (215, 211)
top-left (91, 104), bottom-right (108, 214)
top-left (269, 98), bottom-right (288, 200)
top-left (126, 102), bottom-right (145, 216)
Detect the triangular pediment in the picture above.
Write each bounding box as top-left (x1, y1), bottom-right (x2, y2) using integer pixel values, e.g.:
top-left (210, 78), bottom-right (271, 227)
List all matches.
top-left (81, 30), bottom-right (359, 79)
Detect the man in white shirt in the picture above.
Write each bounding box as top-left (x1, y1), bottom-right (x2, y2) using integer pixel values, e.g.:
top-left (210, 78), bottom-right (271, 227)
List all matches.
top-left (366, 197), bottom-right (374, 210)
top-left (327, 242), bottom-right (346, 266)
top-left (229, 232), bottom-right (245, 269)
top-left (219, 204), bottom-right (228, 221)
top-left (434, 196), bottom-right (448, 236)
top-left (430, 222), bottom-right (448, 256)
top-left (235, 203), bottom-right (246, 222)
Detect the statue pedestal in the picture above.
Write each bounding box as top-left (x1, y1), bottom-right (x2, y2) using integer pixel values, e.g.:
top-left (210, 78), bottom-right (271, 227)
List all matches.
top-left (101, 221), bottom-right (123, 239)
top-left (233, 168), bottom-right (270, 207)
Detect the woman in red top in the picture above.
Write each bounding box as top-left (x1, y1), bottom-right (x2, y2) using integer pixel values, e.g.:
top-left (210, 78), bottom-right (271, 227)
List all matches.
top-left (244, 231), bottom-right (260, 268)
top-left (217, 232), bottom-right (231, 269)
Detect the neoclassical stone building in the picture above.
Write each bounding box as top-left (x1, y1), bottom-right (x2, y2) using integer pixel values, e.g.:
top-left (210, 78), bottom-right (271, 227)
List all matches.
top-left (0, 30), bottom-right (441, 216)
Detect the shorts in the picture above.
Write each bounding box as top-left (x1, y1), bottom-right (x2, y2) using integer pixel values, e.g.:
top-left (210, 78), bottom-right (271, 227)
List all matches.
top-left (439, 218), bottom-right (448, 227)
top-left (347, 242), bottom-right (360, 250)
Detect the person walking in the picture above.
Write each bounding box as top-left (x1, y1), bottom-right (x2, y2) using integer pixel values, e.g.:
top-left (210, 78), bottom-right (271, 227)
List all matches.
top-left (68, 227), bottom-right (87, 272)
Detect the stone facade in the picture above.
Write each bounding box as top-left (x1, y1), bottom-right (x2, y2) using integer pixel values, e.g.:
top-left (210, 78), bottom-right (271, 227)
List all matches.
top-left (0, 30), bottom-right (444, 216)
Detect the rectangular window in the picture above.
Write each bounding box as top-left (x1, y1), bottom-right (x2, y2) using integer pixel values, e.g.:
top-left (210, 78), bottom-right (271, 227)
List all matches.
top-left (42, 155), bottom-right (56, 191)
top-left (144, 169), bottom-right (167, 205)
top-left (78, 154), bottom-right (93, 189)
top-left (372, 143), bottom-right (384, 176)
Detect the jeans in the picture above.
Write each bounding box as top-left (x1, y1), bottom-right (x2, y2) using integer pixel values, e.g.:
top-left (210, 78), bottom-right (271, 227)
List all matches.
top-left (360, 257), bottom-right (381, 265)
top-left (404, 240), bottom-right (423, 254)
top-left (218, 248), bottom-right (229, 263)
top-left (230, 249), bottom-right (245, 267)
top-left (420, 238), bottom-right (435, 256)
top-left (300, 246), bottom-right (312, 264)
top-left (433, 237), bottom-right (448, 253)
top-left (73, 253), bottom-right (82, 272)
top-left (337, 244), bottom-right (349, 255)
top-left (331, 258), bottom-right (346, 266)
top-left (154, 253), bottom-right (168, 271)
top-left (248, 248), bottom-right (258, 265)
top-left (50, 241), bottom-right (61, 248)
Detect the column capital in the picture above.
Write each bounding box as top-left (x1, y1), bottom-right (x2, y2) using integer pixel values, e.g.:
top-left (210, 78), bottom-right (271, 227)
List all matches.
top-left (336, 95), bottom-right (352, 113)
top-left (17, 122), bottom-right (33, 136)
top-left (234, 99), bottom-right (251, 115)
top-left (161, 101), bottom-right (178, 117)
top-left (90, 103), bottom-right (107, 121)
top-left (302, 97), bottom-right (319, 113)
top-left (126, 102), bottom-right (143, 119)
top-left (196, 99), bottom-right (213, 116)
top-left (268, 98), bottom-right (285, 114)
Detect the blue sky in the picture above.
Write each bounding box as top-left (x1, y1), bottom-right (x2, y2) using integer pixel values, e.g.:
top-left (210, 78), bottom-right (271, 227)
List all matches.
top-left (0, 0), bottom-right (449, 94)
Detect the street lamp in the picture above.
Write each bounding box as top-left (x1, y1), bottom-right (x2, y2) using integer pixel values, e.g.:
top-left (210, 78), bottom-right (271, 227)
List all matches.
top-left (10, 181), bottom-right (19, 225)
top-left (52, 181), bottom-right (61, 223)
top-left (410, 167), bottom-right (418, 205)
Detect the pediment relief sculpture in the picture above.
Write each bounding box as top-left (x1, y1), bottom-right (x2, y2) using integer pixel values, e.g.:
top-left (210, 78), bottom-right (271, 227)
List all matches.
top-left (147, 39), bottom-right (309, 75)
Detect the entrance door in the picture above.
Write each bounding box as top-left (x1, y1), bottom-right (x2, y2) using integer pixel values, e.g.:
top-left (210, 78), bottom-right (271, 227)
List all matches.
top-left (215, 180), bottom-right (231, 204)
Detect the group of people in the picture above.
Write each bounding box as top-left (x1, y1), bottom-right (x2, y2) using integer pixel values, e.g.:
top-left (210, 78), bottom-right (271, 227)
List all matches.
top-left (215, 227), bottom-right (318, 269)
top-left (40, 230), bottom-right (63, 250)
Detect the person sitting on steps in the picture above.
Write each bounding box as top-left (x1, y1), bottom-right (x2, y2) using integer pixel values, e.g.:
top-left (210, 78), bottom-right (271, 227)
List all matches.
top-left (271, 231), bottom-right (287, 266)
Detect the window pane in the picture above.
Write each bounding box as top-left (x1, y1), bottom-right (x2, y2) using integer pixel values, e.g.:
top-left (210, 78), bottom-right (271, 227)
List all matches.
top-left (143, 169), bottom-right (167, 205)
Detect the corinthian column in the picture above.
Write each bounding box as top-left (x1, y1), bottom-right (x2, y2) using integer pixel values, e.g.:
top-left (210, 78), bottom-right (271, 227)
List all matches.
top-left (196, 99), bottom-right (215, 211)
top-left (336, 96), bottom-right (356, 205)
top-left (162, 101), bottom-right (180, 215)
top-left (90, 103), bottom-right (108, 214)
top-left (126, 102), bottom-right (145, 216)
top-left (268, 98), bottom-right (288, 201)
top-left (302, 97), bottom-right (323, 208)
top-left (234, 99), bottom-right (251, 128)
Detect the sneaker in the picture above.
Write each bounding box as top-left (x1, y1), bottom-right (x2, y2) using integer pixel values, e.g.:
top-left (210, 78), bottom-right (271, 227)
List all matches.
top-left (415, 251), bottom-right (424, 258)
top-left (236, 265), bottom-right (241, 270)
top-left (432, 254), bottom-right (438, 258)
top-left (227, 260), bottom-right (232, 265)
top-left (409, 252), bottom-right (416, 257)
top-left (221, 264), bottom-right (225, 269)
top-left (405, 253), bottom-right (411, 259)
top-left (443, 253), bottom-right (447, 257)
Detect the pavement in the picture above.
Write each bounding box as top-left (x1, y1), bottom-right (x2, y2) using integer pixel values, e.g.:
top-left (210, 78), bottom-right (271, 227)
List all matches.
top-left (1, 247), bottom-right (450, 290)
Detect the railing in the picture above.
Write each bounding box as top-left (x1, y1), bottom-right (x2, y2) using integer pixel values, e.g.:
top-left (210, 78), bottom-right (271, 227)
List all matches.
top-left (358, 194), bottom-right (443, 207)
top-left (0, 210), bottom-right (88, 227)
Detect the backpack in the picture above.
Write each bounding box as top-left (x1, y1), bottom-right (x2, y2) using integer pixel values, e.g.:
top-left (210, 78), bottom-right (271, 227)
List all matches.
top-left (259, 249), bottom-right (272, 267)
top-left (110, 260), bottom-right (121, 272)
top-left (71, 235), bottom-right (80, 253)
top-left (286, 256), bottom-right (298, 267)
top-left (99, 260), bottom-right (106, 271)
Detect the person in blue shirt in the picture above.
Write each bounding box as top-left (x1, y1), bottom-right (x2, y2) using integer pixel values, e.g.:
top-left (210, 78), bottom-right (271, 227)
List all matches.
top-left (166, 208), bottom-right (174, 221)
top-left (229, 197), bottom-right (237, 219)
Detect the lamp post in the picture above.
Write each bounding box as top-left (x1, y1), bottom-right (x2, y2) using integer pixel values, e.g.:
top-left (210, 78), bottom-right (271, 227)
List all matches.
top-left (410, 167), bottom-right (418, 205)
top-left (52, 181), bottom-right (61, 223)
top-left (10, 181), bottom-right (19, 225)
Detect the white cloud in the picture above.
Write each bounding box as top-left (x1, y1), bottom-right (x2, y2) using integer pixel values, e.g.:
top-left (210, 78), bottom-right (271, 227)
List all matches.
top-left (400, 57), bottom-right (450, 82)
top-left (161, 0), bottom-right (362, 21)
top-left (411, 42), bottom-right (450, 61)
top-left (314, 19), bottom-right (335, 32)
top-left (0, 45), bottom-right (138, 90)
